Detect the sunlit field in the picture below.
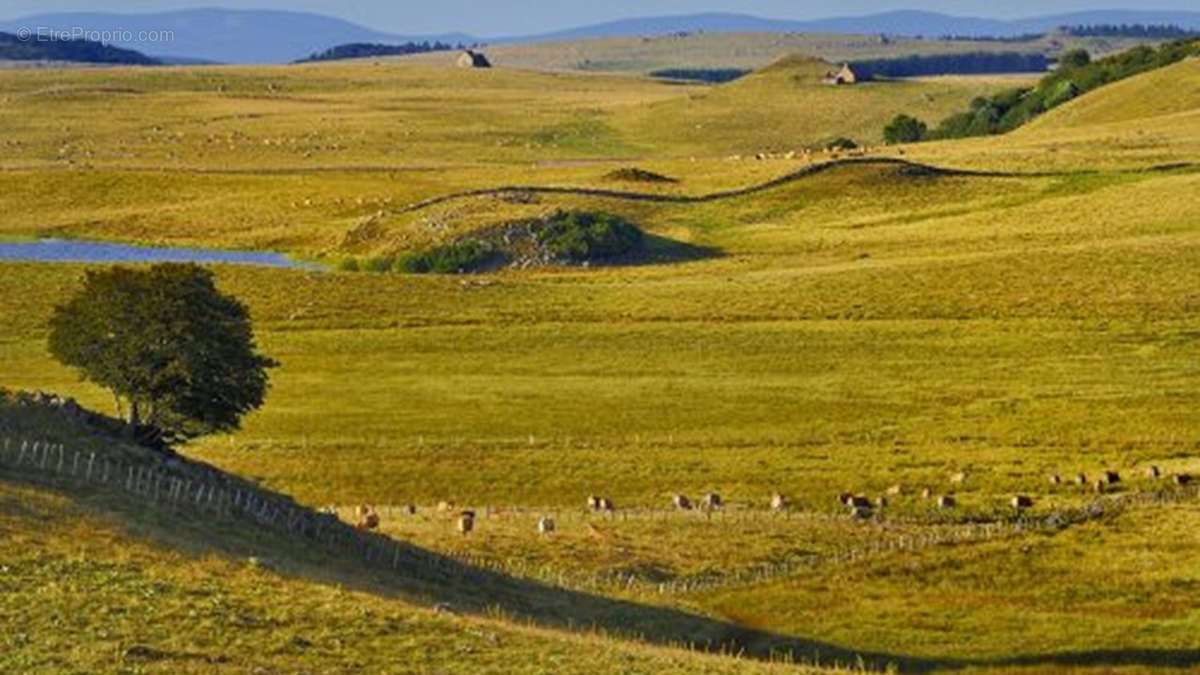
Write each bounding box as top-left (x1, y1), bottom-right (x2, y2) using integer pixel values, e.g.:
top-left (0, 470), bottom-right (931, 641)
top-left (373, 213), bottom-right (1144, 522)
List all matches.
top-left (2, 44), bottom-right (1199, 674)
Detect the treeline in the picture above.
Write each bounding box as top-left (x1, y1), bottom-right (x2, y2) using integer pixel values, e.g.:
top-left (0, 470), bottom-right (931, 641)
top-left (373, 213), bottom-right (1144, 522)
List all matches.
top-left (939, 33), bottom-right (1045, 43)
top-left (882, 37), bottom-right (1200, 143)
top-left (0, 32), bottom-right (159, 65)
top-left (850, 51), bottom-right (1050, 79)
top-left (1061, 23), bottom-right (1199, 38)
top-left (648, 68), bottom-right (750, 83)
top-left (298, 41), bottom-right (462, 63)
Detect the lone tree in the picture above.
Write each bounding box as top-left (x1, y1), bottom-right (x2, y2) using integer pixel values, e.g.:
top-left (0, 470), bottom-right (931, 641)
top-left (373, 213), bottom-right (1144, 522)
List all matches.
top-left (48, 264), bottom-right (277, 445)
top-left (883, 114), bottom-right (928, 144)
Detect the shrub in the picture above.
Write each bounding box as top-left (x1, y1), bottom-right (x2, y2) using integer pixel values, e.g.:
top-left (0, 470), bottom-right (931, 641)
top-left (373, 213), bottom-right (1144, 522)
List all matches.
top-left (338, 258), bottom-right (360, 272)
top-left (826, 137), bottom-right (858, 151)
top-left (883, 114), bottom-right (928, 144)
top-left (1058, 48), bottom-right (1091, 69)
top-left (397, 239), bottom-right (497, 274)
top-left (535, 211), bottom-right (643, 262)
top-left (361, 256), bottom-right (394, 273)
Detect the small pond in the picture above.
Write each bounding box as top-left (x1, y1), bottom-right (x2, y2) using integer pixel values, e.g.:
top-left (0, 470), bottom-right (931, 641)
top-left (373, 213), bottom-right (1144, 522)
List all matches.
top-left (0, 239), bottom-right (317, 269)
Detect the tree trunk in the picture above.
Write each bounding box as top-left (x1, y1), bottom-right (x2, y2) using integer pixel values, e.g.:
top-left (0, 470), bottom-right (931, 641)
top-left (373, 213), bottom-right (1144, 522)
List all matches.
top-left (125, 399), bottom-right (141, 440)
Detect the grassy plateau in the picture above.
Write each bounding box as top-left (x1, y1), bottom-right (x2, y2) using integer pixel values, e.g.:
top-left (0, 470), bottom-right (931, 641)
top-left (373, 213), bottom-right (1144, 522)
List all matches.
top-left (0, 45), bottom-right (1198, 673)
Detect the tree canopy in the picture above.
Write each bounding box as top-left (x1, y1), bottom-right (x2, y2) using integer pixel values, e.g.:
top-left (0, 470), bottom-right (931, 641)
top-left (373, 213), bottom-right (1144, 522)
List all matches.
top-left (48, 264), bottom-right (277, 445)
top-left (883, 114), bottom-right (928, 144)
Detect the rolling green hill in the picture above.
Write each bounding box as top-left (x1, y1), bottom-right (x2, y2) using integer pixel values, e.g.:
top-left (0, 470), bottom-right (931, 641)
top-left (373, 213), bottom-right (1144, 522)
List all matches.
top-left (1020, 56), bottom-right (1200, 129)
top-left (1, 37), bottom-right (1199, 674)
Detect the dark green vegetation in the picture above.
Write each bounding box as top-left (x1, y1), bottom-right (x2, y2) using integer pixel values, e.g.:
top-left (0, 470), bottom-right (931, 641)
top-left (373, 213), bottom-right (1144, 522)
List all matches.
top-left (649, 68), bottom-right (751, 83)
top-left (396, 239), bottom-right (498, 274)
top-left (602, 167), bottom-right (680, 183)
top-left (297, 41), bottom-right (462, 64)
top-left (896, 37), bottom-right (1200, 141)
top-left (884, 114), bottom-right (929, 144)
top-left (347, 210), bottom-right (649, 274)
top-left (47, 264), bottom-right (276, 444)
top-left (850, 52), bottom-right (1050, 79)
top-left (1062, 23), bottom-right (1200, 38)
top-left (0, 31), bottom-right (159, 65)
top-left (534, 210), bottom-right (643, 262)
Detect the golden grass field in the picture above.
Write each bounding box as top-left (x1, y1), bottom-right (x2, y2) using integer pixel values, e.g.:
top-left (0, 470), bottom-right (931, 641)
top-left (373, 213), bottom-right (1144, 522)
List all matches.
top-left (1, 48), bottom-right (1199, 673)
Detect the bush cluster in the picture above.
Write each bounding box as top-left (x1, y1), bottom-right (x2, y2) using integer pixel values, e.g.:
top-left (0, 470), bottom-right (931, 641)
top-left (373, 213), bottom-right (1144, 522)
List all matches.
top-left (535, 211), bottom-right (643, 262)
top-left (396, 240), bottom-right (497, 274)
top-left (882, 37), bottom-right (1200, 143)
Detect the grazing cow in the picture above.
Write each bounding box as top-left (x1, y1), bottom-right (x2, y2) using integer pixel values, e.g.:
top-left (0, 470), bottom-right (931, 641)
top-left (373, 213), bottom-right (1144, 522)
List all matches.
top-left (587, 495), bottom-right (601, 511)
top-left (1174, 473), bottom-right (1193, 486)
top-left (1049, 474), bottom-right (1062, 485)
top-left (1103, 471), bottom-right (1121, 484)
top-left (457, 511), bottom-right (475, 535)
top-left (950, 472), bottom-right (967, 485)
top-left (921, 488), bottom-right (933, 499)
top-left (875, 496), bottom-right (888, 509)
top-left (1011, 495), bottom-right (1034, 509)
top-left (701, 492), bottom-right (722, 510)
top-left (1147, 465), bottom-right (1161, 479)
top-left (402, 504), bottom-right (417, 516)
top-left (886, 484), bottom-right (904, 496)
top-left (1074, 473), bottom-right (1088, 486)
top-left (356, 505), bottom-right (380, 530)
top-left (770, 493), bottom-right (789, 510)
top-left (537, 517), bottom-right (556, 535)
top-left (937, 495), bottom-right (956, 509)
top-left (672, 494), bottom-right (692, 510)
top-left (1093, 480), bottom-right (1106, 494)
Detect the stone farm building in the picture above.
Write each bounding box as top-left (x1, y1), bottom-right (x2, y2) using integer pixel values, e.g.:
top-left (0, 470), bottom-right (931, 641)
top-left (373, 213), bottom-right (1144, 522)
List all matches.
top-left (825, 64), bottom-right (859, 85)
top-left (457, 50), bottom-right (492, 68)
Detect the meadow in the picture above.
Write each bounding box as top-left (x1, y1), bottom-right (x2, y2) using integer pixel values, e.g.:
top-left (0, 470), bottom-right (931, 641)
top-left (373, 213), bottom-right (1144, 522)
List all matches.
top-left (0, 47), bottom-right (1198, 673)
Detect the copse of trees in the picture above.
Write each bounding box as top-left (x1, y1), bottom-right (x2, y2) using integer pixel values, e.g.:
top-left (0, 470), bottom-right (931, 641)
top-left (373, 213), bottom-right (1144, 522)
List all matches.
top-left (0, 31), bottom-right (159, 64)
top-left (48, 264), bottom-right (277, 446)
top-left (1062, 23), bottom-right (1200, 38)
top-left (883, 114), bottom-right (928, 144)
top-left (939, 33), bottom-right (1045, 43)
top-left (850, 51), bottom-right (1050, 79)
top-left (883, 37), bottom-right (1200, 143)
top-left (297, 41), bottom-right (463, 63)
top-left (648, 68), bottom-right (751, 83)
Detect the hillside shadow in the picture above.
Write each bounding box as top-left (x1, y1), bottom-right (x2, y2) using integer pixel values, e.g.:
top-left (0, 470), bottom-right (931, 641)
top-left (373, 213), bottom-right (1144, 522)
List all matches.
top-left (7, 467), bottom-right (1200, 674)
top-left (618, 232), bottom-right (724, 266)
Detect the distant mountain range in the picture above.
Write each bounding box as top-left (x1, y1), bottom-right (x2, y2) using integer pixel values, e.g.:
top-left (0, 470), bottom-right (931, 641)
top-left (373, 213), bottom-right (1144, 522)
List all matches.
top-left (521, 10), bottom-right (1200, 43)
top-left (2, 8), bottom-right (1199, 65)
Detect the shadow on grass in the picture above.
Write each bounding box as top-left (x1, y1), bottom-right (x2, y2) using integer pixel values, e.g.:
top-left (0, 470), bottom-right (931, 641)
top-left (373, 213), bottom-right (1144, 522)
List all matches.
top-left (614, 232), bottom-right (724, 266)
top-left (7, 468), bottom-right (1200, 674)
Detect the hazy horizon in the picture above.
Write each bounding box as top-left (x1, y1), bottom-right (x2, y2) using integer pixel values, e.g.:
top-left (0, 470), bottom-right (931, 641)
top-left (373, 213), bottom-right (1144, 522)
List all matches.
top-left (3, 1), bottom-right (1199, 37)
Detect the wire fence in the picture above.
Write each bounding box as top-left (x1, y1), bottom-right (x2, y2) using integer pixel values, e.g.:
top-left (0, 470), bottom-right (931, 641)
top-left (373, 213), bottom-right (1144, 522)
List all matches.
top-left (3, 436), bottom-right (1196, 598)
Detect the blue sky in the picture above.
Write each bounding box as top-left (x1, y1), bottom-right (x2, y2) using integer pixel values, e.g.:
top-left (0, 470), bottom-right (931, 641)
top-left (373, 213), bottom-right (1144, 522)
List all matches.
top-left (4, 1), bottom-right (1197, 35)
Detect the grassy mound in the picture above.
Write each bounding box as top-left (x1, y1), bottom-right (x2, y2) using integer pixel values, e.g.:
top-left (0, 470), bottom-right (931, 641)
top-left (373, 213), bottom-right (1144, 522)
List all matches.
top-left (348, 210), bottom-right (649, 275)
top-left (534, 210), bottom-right (643, 262)
top-left (602, 167), bottom-right (679, 183)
